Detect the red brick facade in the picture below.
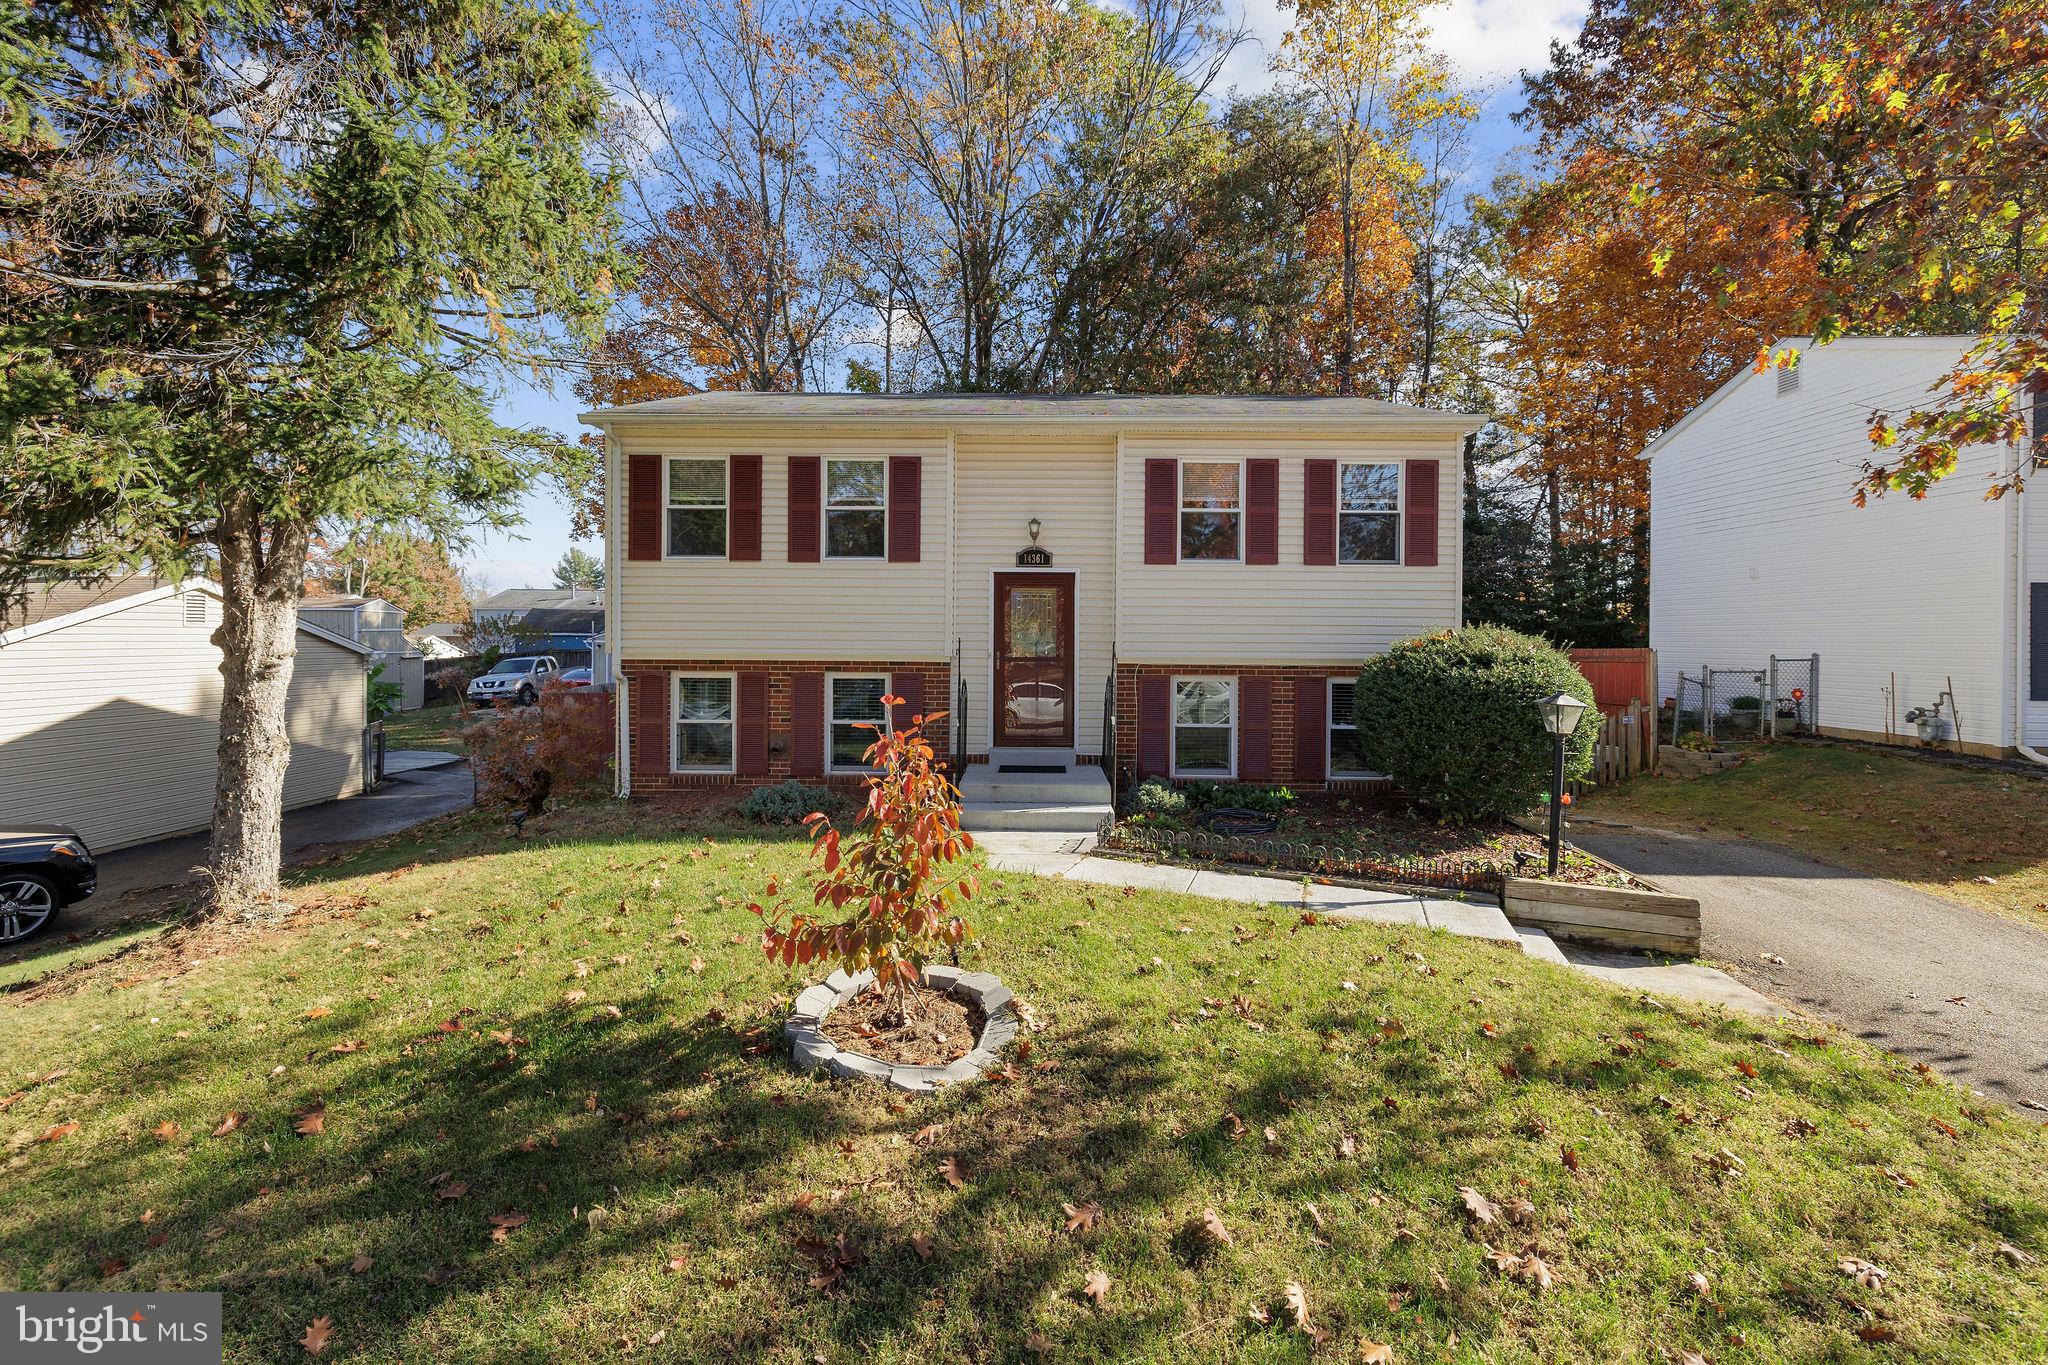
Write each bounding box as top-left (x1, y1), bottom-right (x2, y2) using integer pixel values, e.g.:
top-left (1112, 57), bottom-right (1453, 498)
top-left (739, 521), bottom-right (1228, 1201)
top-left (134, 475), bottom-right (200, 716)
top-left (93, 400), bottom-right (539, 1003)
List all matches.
top-left (622, 659), bottom-right (951, 791)
top-left (1112, 662), bottom-right (1385, 793)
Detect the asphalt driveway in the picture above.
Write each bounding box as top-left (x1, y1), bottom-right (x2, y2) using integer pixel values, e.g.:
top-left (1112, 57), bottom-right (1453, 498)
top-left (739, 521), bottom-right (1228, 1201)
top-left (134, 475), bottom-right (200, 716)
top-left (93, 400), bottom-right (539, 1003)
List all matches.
top-left (1573, 821), bottom-right (2048, 1117)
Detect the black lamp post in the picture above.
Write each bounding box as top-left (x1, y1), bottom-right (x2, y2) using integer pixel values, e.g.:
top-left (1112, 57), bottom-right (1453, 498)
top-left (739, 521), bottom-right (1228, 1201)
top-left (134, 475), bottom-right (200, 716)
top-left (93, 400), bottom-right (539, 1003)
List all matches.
top-left (1536, 692), bottom-right (1590, 877)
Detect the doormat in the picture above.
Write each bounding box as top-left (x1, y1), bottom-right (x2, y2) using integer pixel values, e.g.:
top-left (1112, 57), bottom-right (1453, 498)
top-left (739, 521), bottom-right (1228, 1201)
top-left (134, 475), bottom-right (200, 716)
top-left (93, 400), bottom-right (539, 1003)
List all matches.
top-left (997, 764), bottom-right (1067, 774)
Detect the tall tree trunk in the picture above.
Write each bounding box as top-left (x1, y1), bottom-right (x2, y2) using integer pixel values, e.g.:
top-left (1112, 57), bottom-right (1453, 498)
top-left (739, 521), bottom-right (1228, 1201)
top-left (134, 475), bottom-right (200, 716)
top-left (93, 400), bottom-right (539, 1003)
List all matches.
top-left (208, 497), bottom-right (313, 913)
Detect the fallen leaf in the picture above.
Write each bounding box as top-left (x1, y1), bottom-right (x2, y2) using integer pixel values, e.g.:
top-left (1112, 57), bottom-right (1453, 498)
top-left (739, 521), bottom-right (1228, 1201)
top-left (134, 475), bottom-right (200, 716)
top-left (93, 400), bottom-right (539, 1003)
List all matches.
top-left (152, 1120), bottom-right (179, 1142)
top-left (1838, 1257), bottom-right (1887, 1290)
top-left (1284, 1280), bottom-right (1311, 1331)
top-left (1062, 1200), bottom-right (1103, 1233)
top-left (1223, 1111), bottom-right (1248, 1140)
top-left (910, 1233), bottom-right (935, 1260)
top-left (38, 1121), bottom-right (79, 1143)
top-left (303, 1006), bottom-right (332, 1020)
top-left (665, 1254), bottom-right (689, 1273)
top-left (348, 1253), bottom-right (372, 1274)
top-left (488, 1210), bottom-right (530, 1242)
top-left (300, 1316), bottom-right (332, 1355)
top-left (212, 1112), bottom-right (247, 1138)
top-left (1200, 1208), bottom-right (1233, 1246)
top-left (1687, 1270), bottom-right (1712, 1300)
top-left (1503, 1197), bottom-right (1536, 1228)
top-left (1247, 1304), bottom-right (1272, 1325)
top-left (1359, 1342), bottom-right (1394, 1364)
top-left (1560, 1146), bottom-right (1582, 1173)
top-left (433, 1181), bottom-right (470, 1202)
top-left (329, 1041), bottom-right (365, 1054)
top-left (939, 1156), bottom-right (969, 1189)
top-left (1459, 1187), bottom-right (1500, 1227)
top-left (1081, 1270), bottom-right (1111, 1304)
top-left (1856, 1324), bottom-right (1898, 1343)
top-left (1485, 1242), bottom-right (1556, 1292)
top-left (1998, 1242), bottom-right (2036, 1267)
top-left (424, 1263), bottom-right (459, 1286)
top-left (293, 1104), bottom-right (326, 1137)
top-left (99, 1255), bottom-right (126, 1277)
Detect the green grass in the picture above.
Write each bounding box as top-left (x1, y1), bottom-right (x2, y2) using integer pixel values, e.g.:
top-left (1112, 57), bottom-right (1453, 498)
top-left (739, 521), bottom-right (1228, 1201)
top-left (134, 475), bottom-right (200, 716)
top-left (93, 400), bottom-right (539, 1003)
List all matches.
top-left (1, 799), bottom-right (2044, 1362)
top-left (1581, 742), bottom-right (2048, 929)
top-left (378, 703), bottom-right (468, 754)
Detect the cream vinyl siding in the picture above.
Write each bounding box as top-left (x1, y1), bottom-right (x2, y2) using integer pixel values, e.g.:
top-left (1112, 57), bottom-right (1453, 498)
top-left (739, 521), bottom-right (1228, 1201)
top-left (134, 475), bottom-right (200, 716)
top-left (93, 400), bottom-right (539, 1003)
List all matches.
top-left (2024, 446), bottom-right (2048, 745)
top-left (952, 434), bottom-right (1116, 755)
top-left (0, 588), bottom-right (365, 852)
top-left (613, 427), bottom-right (951, 659)
top-left (1115, 433), bottom-right (1463, 665)
top-left (1647, 339), bottom-right (2015, 748)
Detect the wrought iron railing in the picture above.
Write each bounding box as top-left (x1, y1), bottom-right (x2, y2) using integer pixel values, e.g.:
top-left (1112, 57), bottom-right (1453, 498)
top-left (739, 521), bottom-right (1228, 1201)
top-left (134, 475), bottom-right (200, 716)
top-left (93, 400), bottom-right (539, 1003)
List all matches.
top-left (1100, 653), bottom-right (1117, 810)
top-left (951, 637), bottom-right (968, 775)
top-left (1098, 819), bottom-right (1504, 897)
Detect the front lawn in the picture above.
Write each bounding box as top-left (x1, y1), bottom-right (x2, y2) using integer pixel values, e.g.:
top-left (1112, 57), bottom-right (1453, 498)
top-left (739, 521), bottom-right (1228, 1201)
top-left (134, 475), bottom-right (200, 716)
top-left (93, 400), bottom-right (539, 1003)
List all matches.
top-left (1579, 742), bottom-right (2048, 929)
top-left (2, 799), bottom-right (2043, 1362)
top-left (377, 703), bottom-right (468, 754)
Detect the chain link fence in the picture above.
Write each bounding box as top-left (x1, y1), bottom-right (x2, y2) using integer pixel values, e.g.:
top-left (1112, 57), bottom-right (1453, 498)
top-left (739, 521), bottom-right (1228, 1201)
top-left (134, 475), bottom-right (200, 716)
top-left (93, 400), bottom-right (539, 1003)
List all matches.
top-left (1670, 655), bottom-right (1820, 746)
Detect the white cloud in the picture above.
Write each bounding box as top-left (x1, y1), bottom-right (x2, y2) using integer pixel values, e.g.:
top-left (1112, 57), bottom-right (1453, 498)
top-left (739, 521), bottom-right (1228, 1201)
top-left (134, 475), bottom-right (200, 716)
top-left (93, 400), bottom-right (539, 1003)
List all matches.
top-left (1215, 0), bottom-right (1583, 98)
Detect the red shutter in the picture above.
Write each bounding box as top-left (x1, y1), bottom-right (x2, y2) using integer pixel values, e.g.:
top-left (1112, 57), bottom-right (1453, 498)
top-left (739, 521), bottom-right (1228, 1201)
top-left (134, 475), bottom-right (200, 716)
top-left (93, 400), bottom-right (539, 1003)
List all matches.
top-left (1238, 676), bottom-right (1273, 780)
top-left (891, 669), bottom-right (926, 729)
top-left (1293, 675), bottom-right (1327, 783)
top-left (627, 454), bottom-right (662, 561)
top-left (634, 669), bottom-right (667, 775)
top-left (1245, 459), bottom-right (1279, 565)
top-left (1137, 674), bottom-right (1171, 777)
top-left (1143, 459), bottom-right (1177, 565)
top-left (737, 671), bottom-right (769, 775)
top-left (887, 456), bottom-right (921, 563)
top-left (1303, 459), bottom-right (1336, 565)
top-left (1405, 458), bottom-right (1439, 567)
top-left (787, 456), bottom-right (821, 563)
top-left (729, 455), bottom-right (762, 561)
top-left (790, 671), bottom-right (824, 776)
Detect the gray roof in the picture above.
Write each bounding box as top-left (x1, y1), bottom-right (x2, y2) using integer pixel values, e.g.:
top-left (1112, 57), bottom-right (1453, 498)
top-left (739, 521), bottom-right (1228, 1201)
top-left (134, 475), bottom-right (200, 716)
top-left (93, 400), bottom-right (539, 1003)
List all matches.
top-left (300, 593), bottom-right (370, 609)
top-left (582, 391), bottom-right (1483, 434)
top-left (3, 575), bottom-right (166, 630)
top-left (472, 587), bottom-right (603, 613)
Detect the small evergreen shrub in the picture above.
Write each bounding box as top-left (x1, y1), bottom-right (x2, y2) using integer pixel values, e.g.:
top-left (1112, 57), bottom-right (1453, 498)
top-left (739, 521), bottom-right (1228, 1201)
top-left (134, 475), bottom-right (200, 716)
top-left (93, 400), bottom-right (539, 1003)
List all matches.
top-left (1350, 625), bottom-right (1596, 822)
top-left (1182, 781), bottom-right (1296, 814)
top-left (739, 780), bottom-right (835, 825)
top-left (1124, 777), bottom-right (1188, 818)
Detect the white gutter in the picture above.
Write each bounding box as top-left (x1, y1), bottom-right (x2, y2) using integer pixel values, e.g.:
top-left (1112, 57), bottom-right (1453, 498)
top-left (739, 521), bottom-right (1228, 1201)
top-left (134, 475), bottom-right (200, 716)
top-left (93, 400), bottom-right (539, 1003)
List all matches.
top-left (2015, 430), bottom-right (2048, 765)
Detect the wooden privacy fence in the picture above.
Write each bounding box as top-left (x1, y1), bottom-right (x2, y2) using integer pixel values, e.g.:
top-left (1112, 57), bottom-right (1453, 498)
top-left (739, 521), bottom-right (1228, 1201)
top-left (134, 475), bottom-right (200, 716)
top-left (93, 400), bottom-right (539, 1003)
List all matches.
top-left (1568, 647), bottom-right (1658, 716)
top-left (1571, 699), bottom-right (1655, 797)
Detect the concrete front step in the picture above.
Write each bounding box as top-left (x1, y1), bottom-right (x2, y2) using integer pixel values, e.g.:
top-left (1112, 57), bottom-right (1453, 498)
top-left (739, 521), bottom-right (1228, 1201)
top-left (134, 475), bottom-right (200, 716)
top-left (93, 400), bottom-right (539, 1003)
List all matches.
top-left (959, 767), bottom-right (1111, 804)
top-left (985, 747), bottom-right (1079, 768)
top-left (960, 800), bottom-right (1115, 833)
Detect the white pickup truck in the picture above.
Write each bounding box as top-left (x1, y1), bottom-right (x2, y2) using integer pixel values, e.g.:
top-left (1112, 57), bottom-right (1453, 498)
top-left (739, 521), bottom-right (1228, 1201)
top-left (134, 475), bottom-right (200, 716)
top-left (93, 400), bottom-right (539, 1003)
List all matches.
top-left (465, 655), bottom-right (560, 707)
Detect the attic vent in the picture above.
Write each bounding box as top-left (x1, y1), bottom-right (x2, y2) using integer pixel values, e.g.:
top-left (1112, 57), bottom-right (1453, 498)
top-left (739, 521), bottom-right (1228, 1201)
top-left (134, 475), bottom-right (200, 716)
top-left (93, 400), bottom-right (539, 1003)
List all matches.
top-left (1775, 364), bottom-right (1801, 397)
top-left (183, 593), bottom-right (207, 625)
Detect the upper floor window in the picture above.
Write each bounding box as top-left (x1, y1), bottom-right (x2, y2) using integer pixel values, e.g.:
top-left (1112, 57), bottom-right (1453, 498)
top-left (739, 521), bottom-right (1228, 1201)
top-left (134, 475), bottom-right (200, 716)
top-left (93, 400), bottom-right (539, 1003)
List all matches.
top-left (666, 457), bottom-right (727, 558)
top-left (1180, 461), bottom-right (1241, 562)
top-left (1339, 462), bottom-right (1400, 564)
top-left (2033, 380), bottom-right (2046, 466)
top-left (826, 458), bottom-right (887, 559)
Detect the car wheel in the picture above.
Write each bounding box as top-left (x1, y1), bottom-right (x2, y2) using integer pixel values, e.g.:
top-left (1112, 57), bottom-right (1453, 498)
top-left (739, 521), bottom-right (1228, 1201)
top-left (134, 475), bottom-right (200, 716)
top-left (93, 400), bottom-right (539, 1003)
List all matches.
top-left (518, 685), bottom-right (536, 706)
top-left (0, 871), bottom-right (60, 946)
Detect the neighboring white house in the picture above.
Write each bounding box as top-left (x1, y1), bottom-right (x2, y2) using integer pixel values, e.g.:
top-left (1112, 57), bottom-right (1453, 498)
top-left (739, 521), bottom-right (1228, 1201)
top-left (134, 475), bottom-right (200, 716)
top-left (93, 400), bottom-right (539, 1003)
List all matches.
top-left (1643, 336), bottom-right (2047, 760)
top-left (581, 392), bottom-right (1482, 819)
top-left (0, 578), bottom-right (371, 851)
top-left (301, 593), bottom-right (426, 711)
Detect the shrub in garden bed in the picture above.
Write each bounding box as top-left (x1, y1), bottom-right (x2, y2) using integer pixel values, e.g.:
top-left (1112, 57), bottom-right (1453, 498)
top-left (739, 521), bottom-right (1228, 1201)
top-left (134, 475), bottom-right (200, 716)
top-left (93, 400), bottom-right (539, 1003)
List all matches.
top-left (738, 780), bottom-right (838, 825)
top-left (1350, 625), bottom-right (1595, 823)
top-left (464, 687), bottom-right (613, 808)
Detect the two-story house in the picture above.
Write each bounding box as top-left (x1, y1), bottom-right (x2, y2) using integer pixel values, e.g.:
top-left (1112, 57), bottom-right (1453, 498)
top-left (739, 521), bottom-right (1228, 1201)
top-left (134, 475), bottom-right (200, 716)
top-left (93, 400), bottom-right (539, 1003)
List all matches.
top-left (583, 393), bottom-right (1483, 830)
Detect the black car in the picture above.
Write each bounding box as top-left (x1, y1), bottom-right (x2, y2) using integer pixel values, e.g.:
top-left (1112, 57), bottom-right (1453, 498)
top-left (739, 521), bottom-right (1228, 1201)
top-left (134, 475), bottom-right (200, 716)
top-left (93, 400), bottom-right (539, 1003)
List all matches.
top-left (0, 825), bottom-right (97, 946)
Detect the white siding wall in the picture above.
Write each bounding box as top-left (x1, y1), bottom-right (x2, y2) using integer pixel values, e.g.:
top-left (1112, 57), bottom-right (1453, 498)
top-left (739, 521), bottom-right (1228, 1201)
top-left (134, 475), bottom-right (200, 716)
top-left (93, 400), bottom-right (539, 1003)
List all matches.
top-left (0, 590), bottom-right (365, 852)
top-left (1648, 340), bottom-right (2015, 748)
top-left (612, 427), bottom-right (951, 660)
top-left (2025, 474), bottom-right (2048, 745)
top-left (952, 434), bottom-right (1117, 755)
top-left (1115, 433), bottom-right (1464, 665)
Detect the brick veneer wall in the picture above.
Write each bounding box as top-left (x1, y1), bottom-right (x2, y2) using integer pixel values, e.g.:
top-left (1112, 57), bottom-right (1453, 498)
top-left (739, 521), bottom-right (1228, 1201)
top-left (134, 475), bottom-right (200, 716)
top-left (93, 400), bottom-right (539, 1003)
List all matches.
top-left (1112, 662), bottom-right (1389, 793)
top-left (623, 659), bottom-right (952, 791)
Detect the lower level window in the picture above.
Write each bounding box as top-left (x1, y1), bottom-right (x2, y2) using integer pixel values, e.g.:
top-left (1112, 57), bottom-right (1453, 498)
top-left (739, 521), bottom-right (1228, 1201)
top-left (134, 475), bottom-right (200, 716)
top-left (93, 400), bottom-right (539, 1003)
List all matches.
top-left (1328, 678), bottom-right (1376, 776)
top-left (1172, 677), bottom-right (1234, 776)
top-left (673, 674), bottom-right (735, 771)
top-left (829, 674), bottom-right (890, 771)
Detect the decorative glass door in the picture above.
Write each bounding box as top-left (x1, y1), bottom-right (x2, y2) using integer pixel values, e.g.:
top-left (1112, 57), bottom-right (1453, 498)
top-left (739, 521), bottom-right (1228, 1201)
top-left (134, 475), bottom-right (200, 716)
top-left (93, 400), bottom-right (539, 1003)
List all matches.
top-left (993, 572), bottom-right (1074, 746)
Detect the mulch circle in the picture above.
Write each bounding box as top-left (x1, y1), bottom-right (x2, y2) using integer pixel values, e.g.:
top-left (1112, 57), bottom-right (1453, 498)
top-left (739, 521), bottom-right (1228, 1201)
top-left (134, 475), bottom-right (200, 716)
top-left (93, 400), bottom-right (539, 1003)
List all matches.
top-left (823, 986), bottom-right (987, 1067)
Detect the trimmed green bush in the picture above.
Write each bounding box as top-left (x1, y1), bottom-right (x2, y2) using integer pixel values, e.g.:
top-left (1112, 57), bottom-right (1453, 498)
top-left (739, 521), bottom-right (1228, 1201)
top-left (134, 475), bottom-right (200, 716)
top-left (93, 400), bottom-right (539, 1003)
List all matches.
top-left (738, 780), bottom-right (835, 825)
top-left (1124, 777), bottom-right (1187, 819)
top-left (1183, 781), bottom-right (1297, 815)
top-left (1350, 625), bottom-right (1596, 822)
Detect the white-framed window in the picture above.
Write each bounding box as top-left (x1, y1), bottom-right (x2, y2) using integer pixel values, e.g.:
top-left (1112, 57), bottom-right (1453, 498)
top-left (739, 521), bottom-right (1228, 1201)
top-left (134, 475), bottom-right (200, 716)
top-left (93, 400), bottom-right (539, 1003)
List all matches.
top-left (672, 673), bottom-right (736, 772)
top-left (666, 457), bottom-right (727, 558)
top-left (1327, 677), bottom-right (1380, 777)
top-left (1171, 676), bottom-right (1234, 777)
top-left (1178, 460), bottom-right (1242, 562)
top-left (1338, 462), bottom-right (1401, 565)
top-left (827, 673), bottom-right (891, 771)
top-left (825, 458), bottom-right (887, 559)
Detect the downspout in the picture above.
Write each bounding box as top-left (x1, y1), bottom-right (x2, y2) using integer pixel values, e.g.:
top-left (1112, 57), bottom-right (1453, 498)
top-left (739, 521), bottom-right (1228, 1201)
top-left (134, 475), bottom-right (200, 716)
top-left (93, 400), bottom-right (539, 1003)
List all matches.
top-left (605, 426), bottom-right (633, 796)
top-left (2012, 426), bottom-right (2048, 765)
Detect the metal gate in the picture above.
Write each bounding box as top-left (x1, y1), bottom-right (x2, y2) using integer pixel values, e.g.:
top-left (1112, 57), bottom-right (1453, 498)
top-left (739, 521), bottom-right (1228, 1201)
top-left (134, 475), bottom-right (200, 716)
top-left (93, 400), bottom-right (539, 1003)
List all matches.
top-left (1670, 655), bottom-right (1820, 745)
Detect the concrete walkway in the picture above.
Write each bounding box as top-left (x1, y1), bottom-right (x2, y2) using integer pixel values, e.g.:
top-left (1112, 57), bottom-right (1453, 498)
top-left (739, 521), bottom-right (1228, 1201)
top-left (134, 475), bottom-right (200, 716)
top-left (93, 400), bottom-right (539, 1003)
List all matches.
top-left (1575, 820), bottom-right (2048, 1115)
top-left (382, 748), bottom-right (464, 777)
top-left (974, 830), bottom-right (1784, 1018)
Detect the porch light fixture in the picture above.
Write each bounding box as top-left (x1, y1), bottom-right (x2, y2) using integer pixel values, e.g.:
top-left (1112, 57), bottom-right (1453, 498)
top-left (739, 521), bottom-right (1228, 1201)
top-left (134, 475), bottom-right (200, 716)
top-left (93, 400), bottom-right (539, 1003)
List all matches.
top-left (1535, 692), bottom-right (1590, 876)
top-left (1027, 517), bottom-right (1042, 543)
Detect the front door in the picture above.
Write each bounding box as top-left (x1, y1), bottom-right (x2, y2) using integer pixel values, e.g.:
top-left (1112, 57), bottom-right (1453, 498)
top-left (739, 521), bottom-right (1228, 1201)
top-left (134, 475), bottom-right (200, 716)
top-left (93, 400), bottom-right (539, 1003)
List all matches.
top-left (993, 572), bottom-right (1075, 748)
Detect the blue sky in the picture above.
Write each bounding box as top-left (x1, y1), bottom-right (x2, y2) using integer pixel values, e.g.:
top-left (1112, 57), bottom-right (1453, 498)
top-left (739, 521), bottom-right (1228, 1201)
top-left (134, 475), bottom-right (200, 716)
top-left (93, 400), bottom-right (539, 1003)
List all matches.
top-left (458, 0), bottom-right (1582, 594)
